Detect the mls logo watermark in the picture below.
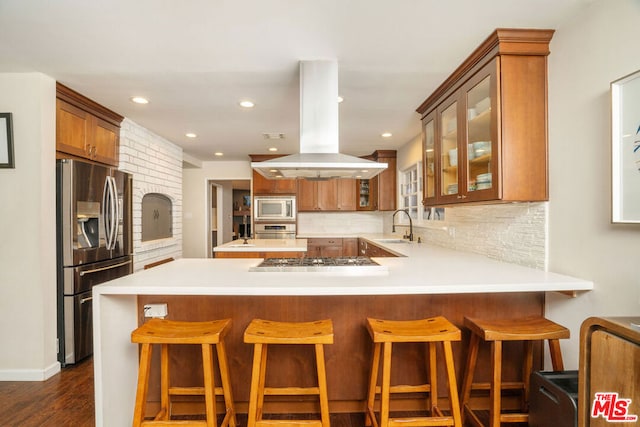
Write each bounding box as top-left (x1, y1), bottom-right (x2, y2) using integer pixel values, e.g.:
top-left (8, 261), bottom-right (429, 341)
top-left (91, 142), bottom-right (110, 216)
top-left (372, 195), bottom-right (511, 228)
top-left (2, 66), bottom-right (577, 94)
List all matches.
top-left (591, 392), bottom-right (638, 422)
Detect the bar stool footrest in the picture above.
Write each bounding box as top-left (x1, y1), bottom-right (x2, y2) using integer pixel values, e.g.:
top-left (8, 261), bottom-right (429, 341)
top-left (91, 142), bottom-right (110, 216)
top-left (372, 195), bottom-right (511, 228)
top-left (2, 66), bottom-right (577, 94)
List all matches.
top-left (256, 421), bottom-right (323, 426)
top-left (388, 416), bottom-right (455, 427)
top-left (142, 421), bottom-right (208, 426)
top-left (264, 386), bottom-right (320, 396)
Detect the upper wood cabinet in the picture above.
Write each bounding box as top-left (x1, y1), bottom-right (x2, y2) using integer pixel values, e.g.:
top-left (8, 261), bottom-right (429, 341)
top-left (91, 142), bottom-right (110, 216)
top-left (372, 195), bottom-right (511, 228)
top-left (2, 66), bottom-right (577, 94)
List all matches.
top-left (249, 155), bottom-right (297, 195)
top-left (417, 28), bottom-right (554, 207)
top-left (56, 83), bottom-right (123, 167)
top-left (297, 179), bottom-right (356, 212)
top-left (357, 150), bottom-right (396, 211)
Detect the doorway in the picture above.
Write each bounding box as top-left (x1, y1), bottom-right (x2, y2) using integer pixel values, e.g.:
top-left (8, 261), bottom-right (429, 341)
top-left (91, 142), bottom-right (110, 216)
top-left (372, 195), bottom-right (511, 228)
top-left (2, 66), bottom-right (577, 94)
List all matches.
top-left (207, 179), bottom-right (250, 257)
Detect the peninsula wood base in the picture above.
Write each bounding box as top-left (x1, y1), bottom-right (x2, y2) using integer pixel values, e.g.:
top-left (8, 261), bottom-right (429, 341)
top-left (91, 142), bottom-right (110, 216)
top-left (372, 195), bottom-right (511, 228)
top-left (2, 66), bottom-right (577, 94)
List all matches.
top-left (136, 293), bottom-right (546, 415)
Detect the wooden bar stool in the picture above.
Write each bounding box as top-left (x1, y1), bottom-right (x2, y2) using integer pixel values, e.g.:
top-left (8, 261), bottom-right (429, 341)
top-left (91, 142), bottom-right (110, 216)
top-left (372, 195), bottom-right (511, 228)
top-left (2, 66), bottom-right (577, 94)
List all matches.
top-left (243, 318), bottom-right (334, 427)
top-left (460, 316), bottom-right (570, 427)
top-left (365, 316), bottom-right (462, 427)
top-left (131, 318), bottom-right (237, 427)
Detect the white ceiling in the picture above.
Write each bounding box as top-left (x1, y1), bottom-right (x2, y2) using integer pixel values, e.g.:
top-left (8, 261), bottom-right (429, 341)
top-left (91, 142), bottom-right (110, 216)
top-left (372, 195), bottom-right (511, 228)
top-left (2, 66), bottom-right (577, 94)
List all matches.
top-left (0, 0), bottom-right (594, 162)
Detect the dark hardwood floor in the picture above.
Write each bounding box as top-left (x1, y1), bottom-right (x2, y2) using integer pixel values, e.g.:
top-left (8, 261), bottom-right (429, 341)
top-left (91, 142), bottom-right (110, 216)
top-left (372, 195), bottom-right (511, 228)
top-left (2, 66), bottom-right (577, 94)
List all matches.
top-left (0, 358), bottom-right (519, 426)
top-left (0, 358), bottom-right (95, 427)
top-left (0, 358), bottom-right (366, 426)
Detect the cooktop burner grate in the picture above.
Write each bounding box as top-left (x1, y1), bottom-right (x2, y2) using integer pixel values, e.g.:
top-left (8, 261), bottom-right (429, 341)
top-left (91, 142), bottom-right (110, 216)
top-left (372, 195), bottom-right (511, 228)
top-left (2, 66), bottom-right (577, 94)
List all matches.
top-left (249, 256), bottom-right (387, 274)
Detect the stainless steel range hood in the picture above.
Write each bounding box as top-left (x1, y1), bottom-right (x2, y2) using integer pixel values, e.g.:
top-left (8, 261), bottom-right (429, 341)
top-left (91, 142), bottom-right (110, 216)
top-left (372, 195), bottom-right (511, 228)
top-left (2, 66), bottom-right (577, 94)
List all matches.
top-left (251, 60), bottom-right (387, 180)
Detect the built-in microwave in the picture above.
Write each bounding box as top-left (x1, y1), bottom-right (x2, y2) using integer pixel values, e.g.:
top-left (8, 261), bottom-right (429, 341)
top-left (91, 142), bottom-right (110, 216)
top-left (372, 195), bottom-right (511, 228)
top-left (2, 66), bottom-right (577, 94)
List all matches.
top-left (254, 196), bottom-right (296, 222)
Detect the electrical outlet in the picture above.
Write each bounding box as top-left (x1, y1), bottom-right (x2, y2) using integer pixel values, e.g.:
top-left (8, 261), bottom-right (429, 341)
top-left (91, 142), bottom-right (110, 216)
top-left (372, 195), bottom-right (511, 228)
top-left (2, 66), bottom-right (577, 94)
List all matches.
top-left (144, 303), bottom-right (168, 318)
top-left (448, 226), bottom-right (456, 238)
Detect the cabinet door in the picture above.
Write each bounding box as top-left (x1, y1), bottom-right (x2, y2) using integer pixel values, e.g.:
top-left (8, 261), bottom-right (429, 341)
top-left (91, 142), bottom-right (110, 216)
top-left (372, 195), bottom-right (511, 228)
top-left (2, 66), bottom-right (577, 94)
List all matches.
top-left (317, 180), bottom-right (338, 210)
top-left (438, 97), bottom-right (461, 203)
top-left (56, 99), bottom-right (91, 158)
top-left (92, 116), bottom-right (120, 166)
top-left (357, 178), bottom-right (377, 210)
top-left (377, 154), bottom-right (396, 211)
top-left (337, 179), bottom-right (356, 211)
top-left (422, 111), bottom-right (437, 206)
top-left (297, 180), bottom-right (317, 211)
top-left (342, 238), bottom-right (358, 257)
top-left (463, 59), bottom-right (498, 202)
top-left (252, 170), bottom-right (297, 195)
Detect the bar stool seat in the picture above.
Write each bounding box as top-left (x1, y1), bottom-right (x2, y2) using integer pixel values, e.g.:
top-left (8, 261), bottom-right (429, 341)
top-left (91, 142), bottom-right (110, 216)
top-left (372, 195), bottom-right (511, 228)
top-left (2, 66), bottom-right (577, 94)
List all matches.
top-left (365, 316), bottom-right (462, 427)
top-left (460, 316), bottom-right (570, 427)
top-left (244, 318), bottom-right (334, 427)
top-left (131, 318), bottom-right (237, 427)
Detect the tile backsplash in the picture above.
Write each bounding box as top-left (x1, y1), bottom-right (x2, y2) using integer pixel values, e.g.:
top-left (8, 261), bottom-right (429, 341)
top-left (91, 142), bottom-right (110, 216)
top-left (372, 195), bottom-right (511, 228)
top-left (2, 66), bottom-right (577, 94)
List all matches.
top-left (300, 203), bottom-right (547, 270)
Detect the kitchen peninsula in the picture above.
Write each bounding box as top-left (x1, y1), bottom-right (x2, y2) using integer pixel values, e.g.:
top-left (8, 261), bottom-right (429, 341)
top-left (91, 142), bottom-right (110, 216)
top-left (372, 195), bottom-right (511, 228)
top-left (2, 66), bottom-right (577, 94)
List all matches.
top-left (92, 240), bottom-right (593, 426)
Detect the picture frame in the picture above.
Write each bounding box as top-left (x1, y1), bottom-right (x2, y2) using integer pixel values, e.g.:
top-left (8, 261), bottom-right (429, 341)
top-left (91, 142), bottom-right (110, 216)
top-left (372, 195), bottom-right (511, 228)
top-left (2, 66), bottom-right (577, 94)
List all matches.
top-left (611, 70), bottom-right (640, 223)
top-left (0, 113), bottom-right (14, 169)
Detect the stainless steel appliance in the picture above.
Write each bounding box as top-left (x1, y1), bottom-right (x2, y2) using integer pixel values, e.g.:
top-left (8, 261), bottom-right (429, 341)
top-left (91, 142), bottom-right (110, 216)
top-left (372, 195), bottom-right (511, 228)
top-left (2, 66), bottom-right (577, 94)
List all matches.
top-left (56, 159), bottom-right (133, 366)
top-left (254, 196), bottom-right (296, 222)
top-left (254, 223), bottom-right (296, 239)
top-left (249, 256), bottom-right (387, 273)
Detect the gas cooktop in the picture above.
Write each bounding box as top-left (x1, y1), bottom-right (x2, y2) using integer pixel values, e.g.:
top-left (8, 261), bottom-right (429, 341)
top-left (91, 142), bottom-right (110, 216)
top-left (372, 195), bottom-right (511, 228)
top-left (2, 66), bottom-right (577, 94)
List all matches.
top-left (249, 256), bottom-right (388, 274)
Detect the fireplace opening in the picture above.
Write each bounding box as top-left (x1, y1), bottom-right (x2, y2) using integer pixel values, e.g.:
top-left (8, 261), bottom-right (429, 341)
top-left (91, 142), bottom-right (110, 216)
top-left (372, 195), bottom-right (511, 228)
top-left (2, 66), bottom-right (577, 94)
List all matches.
top-left (142, 193), bottom-right (173, 242)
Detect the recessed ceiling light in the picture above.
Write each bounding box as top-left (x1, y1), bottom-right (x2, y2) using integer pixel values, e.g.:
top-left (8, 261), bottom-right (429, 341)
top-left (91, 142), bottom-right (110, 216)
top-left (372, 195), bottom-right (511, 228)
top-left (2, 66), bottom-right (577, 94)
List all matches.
top-left (381, 132), bottom-right (392, 138)
top-left (185, 133), bottom-right (197, 138)
top-left (239, 100), bottom-right (255, 108)
top-left (268, 147), bottom-right (278, 152)
top-left (130, 96), bottom-right (149, 104)
top-left (337, 96), bottom-right (344, 103)
top-left (214, 152), bottom-right (224, 157)
top-left (269, 169), bottom-right (278, 173)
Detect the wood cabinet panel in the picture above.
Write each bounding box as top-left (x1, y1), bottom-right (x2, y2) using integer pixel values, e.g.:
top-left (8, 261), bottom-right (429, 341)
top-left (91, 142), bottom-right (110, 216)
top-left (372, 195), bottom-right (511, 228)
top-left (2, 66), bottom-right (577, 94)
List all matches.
top-left (56, 99), bottom-right (90, 158)
top-left (579, 317), bottom-right (640, 426)
top-left (249, 155), bottom-right (297, 195)
top-left (307, 238), bottom-right (343, 257)
top-left (357, 238), bottom-right (397, 257)
top-left (214, 251), bottom-right (303, 259)
top-left (342, 238), bottom-right (358, 257)
top-left (137, 292), bottom-right (545, 413)
top-left (56, 83), bottom-right (123, 167)
top-left (417, 28), bottom-right (553, 207)
top-left (297, 179), bottom-right (356, 212)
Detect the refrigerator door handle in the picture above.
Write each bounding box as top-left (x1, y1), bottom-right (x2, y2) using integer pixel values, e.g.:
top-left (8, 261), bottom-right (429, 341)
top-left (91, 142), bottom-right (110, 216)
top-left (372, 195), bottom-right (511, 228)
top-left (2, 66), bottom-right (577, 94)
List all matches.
top-left (79, 259), bottom-right (133, 276)
top-left (80, 296), bottom-right (93, 304)
top-left (108, 176), bottom-right (118, 250)
top-left (102, 177), bottom-right (112, 250)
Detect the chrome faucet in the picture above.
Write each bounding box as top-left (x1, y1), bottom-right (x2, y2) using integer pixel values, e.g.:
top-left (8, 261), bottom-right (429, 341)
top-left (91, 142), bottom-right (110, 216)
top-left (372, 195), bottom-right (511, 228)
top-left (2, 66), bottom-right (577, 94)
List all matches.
top-left (392, 209), bottom-right (413, 242)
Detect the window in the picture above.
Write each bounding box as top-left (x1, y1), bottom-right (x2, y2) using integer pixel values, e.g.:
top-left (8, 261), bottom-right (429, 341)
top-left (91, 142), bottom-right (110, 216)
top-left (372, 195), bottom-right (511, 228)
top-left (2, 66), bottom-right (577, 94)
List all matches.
top-left (399, 162), bottom-right (445, 222)
top-left (400, 163), bottom-right (422, 219)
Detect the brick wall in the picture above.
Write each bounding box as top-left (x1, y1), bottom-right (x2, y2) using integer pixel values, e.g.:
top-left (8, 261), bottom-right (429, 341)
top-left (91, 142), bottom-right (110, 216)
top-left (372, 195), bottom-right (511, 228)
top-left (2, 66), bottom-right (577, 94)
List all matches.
top-left (118, 118), bottom-right (183, 271)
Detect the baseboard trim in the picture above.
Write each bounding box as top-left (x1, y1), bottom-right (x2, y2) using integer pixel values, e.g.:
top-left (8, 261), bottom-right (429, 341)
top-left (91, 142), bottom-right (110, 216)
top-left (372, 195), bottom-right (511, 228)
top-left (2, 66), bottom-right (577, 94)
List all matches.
top-left (0, 361), bottom-right (61, 381)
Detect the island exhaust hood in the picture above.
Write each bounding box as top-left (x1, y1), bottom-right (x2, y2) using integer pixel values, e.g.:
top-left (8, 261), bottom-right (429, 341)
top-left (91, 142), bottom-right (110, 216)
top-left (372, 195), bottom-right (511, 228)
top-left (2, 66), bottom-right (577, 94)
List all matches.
top-left (251, 60), bottom-right (387, 180)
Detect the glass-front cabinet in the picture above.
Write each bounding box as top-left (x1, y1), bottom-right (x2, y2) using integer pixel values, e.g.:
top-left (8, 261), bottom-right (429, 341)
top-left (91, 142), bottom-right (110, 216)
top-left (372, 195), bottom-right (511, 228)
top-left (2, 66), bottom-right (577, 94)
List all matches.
top-left (419, 28), bottom-right (554, 207)
top-left (422, 112), bottom-right (436, 206)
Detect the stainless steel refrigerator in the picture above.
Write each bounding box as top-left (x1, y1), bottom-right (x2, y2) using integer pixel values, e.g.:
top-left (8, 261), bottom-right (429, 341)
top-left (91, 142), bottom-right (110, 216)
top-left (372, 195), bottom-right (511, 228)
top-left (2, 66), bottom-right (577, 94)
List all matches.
top-left (56, 159), bottom-right (133, 366)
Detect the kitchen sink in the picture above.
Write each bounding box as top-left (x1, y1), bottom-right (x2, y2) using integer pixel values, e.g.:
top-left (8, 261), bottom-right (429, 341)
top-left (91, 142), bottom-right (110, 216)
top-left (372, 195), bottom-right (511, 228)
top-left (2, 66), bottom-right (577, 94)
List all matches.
top-left (375, 239), bottom-right (410, 244)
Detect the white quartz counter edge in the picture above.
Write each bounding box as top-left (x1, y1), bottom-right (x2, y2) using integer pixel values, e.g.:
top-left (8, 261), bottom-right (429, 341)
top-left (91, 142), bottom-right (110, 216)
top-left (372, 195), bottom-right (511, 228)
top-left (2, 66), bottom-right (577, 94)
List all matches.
top-left (94, 244), bottom-right (593, 297)
top-left (213, 238), bottom-right (307, 252)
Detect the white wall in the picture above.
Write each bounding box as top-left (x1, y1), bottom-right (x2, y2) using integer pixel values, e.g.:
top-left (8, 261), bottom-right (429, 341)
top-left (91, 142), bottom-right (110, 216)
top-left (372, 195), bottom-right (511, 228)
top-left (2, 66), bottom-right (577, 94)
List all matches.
top-left (119, 119), bottom-right (183, 271)
top-left (0, 73), bottom-right (58, 380)
top-left (182, 161), bottom-right (252, 257)
top-left (545, 0), bottom-right (640, 368)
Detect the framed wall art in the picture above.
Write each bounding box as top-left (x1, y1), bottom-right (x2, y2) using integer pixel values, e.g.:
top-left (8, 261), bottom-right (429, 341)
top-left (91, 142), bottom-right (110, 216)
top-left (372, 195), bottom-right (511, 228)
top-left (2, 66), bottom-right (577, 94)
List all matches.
top-left (611, 70), bottom-right (640, 223)
top-left (0, 112), bottom-right (14, 168)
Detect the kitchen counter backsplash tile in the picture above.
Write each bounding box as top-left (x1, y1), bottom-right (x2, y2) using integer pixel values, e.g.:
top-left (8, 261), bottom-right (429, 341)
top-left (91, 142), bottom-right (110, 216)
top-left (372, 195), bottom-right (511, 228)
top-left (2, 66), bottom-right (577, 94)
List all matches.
top-left (397, 202), bottom-right (547, 270)
top-left (297, 211), bottom-right (384, 235)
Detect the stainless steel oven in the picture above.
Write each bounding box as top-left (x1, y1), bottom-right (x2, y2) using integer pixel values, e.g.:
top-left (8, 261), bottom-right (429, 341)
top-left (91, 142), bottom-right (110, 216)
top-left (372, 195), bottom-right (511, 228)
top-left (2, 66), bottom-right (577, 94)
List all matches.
top-left (254, 196), bottom-right (296, 222)
top-left (254, 223), bottom-right (296, 239)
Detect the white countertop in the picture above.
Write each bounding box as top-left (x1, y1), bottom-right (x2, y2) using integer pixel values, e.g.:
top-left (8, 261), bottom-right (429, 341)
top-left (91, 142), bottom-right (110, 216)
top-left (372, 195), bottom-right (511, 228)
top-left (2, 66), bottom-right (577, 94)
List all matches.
top-left (213, 238), bottom-right (307, 252)
top-left (95, 241), bottom-right (593, 297)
